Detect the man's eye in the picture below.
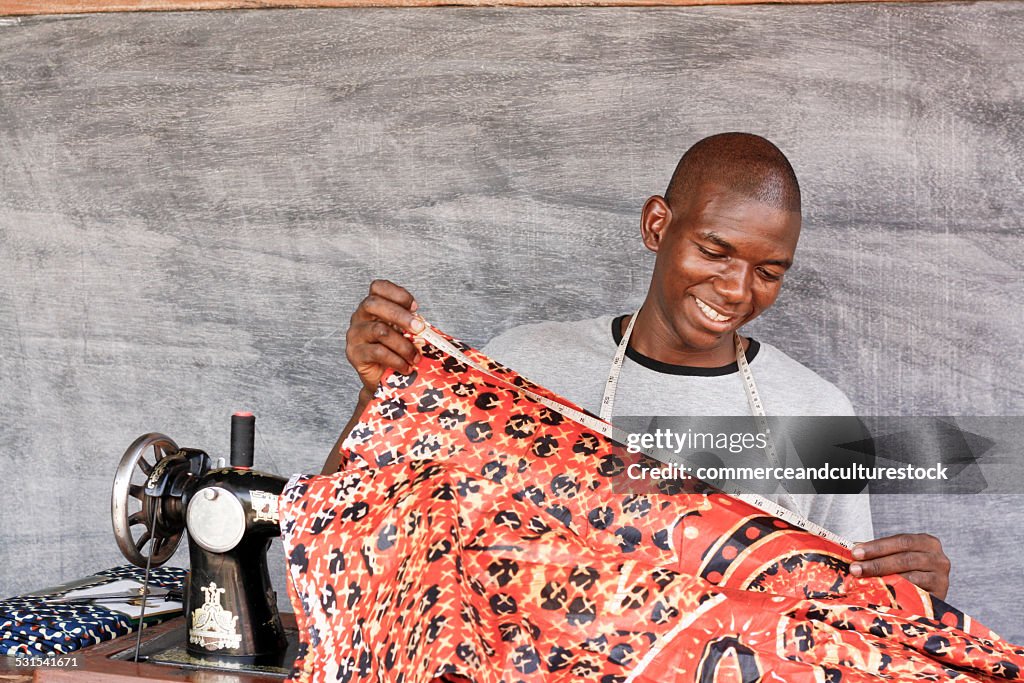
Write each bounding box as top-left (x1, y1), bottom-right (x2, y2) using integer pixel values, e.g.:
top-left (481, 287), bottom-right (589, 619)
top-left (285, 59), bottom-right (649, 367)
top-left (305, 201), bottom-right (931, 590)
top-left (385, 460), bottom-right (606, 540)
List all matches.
top-left (758, 268), bottom-right (783, 282)
top-left (698, 246), bottom-right (726, 259)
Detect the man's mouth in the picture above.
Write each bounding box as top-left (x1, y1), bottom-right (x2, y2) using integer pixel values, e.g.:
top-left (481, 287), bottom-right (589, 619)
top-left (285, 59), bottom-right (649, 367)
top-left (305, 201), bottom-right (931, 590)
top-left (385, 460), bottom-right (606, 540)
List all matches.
top-left (694, 297), bottom-right (734, 323)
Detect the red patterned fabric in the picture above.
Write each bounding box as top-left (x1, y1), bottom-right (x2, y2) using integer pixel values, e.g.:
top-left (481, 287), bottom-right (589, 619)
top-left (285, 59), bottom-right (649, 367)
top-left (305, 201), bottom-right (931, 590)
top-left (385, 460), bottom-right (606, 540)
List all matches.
top-left (280, 324), bottom-right (1023, 682)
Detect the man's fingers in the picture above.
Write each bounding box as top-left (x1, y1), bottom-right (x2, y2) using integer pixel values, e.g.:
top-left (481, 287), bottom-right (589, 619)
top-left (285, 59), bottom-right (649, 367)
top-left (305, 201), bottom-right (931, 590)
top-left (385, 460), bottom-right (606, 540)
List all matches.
top-left (342, 280), bottom-right (424, 391)
top-left (849, 551), bottom-right (937, 578)
top-left (348, 338), bottom-right (417, 376)
top-left (899, 571), bottom-right (933, 589)
top-left (353, 294), bottom-right (424, 333)
top-left (900, 572), bottom-right (949, 599)
top-left (850, 533), bottom-right (950, 599)
top-left (368, 279), bottom-right (418, 313)
top-left (851, 533), bottom-right (940, 560)
top-left (852, 565), bottom-right (947, 599)
top-left (347, 321), bottom-right (420, 368)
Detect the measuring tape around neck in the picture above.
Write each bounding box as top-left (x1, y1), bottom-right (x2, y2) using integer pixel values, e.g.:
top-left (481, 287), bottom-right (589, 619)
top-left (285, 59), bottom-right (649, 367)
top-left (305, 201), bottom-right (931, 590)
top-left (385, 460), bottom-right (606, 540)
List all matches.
top-left (598, 313), bottom-right (782, 466)
top-left (602, 312), bottom-right (809, 522)
top-left (601, 312), bottom-right (782, 466)
top-left (600, 312), bottom-right (767, 436)
top-left (413, 318), bottom-right (852, 549)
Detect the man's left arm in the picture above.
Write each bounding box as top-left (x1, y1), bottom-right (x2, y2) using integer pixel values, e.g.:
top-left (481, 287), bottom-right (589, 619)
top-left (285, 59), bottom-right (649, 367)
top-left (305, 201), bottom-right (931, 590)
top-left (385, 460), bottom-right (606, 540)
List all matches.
top-left (850, 534), bottom-right (950, 599)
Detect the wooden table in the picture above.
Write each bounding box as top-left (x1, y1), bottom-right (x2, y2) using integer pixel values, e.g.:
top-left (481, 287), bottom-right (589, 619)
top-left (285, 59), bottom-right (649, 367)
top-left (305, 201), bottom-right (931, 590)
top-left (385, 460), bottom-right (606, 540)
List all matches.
top-left (0, 615), bottom-right (296, 683)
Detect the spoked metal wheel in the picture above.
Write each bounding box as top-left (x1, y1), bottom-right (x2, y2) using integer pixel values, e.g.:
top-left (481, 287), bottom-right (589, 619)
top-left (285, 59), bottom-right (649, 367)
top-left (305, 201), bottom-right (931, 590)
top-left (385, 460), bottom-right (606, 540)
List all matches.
top-left (111, 433), bottom-right (183, 567)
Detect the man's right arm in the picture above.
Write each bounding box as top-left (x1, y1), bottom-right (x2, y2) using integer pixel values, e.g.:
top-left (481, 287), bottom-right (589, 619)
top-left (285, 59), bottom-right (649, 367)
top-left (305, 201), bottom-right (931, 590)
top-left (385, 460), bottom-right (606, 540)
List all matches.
top-left (322, 279), bottom-right (423, 475)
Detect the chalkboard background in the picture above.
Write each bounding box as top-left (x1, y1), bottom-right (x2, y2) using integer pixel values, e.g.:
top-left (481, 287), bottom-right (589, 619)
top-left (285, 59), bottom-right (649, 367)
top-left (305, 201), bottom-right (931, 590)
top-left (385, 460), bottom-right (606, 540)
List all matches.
top-left (1, 4), bottom-right (1022, 639)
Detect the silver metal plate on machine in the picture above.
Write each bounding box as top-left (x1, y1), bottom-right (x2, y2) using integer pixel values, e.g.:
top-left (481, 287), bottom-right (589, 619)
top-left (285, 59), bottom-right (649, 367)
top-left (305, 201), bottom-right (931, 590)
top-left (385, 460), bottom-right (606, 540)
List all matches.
top-left (186, 486), bottom-right (245, 553)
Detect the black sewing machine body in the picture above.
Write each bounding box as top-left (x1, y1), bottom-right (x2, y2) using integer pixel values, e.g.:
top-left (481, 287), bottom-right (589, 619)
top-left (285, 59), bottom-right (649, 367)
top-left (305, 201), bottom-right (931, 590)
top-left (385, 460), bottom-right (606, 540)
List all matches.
top-left (184, 467), bottom-right (287, 663)
top-left (111, 416), bottom-right (296, 672)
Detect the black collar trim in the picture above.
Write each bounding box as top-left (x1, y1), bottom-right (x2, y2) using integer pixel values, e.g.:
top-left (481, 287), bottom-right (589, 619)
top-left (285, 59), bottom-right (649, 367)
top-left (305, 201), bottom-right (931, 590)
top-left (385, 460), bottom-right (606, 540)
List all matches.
top-left (610, 314), bottom-right (760, 377)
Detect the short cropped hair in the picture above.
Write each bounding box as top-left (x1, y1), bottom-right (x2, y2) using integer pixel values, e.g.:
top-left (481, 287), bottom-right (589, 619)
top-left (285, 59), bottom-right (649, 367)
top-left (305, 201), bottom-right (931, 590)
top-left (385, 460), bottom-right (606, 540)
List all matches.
top-left (665, 133), bottom-right (801, 213)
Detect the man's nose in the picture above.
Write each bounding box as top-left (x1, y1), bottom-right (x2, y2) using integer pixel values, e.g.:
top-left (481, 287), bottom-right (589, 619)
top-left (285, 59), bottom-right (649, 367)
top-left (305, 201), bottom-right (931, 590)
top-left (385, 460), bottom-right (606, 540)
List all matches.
top-left (713, 262), bottom-right (753, 305)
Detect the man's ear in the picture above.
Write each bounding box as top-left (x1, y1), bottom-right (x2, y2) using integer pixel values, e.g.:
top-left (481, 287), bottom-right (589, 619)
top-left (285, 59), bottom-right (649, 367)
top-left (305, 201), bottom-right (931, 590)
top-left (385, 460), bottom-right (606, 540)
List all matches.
top-left (641, 195), bottom-right (672, 253)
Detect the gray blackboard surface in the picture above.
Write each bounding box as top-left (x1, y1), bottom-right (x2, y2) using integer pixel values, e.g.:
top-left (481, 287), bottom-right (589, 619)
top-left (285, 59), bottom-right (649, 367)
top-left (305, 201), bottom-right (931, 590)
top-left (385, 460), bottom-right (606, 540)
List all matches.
top-left (1, 3), bottom-right (1022, 641)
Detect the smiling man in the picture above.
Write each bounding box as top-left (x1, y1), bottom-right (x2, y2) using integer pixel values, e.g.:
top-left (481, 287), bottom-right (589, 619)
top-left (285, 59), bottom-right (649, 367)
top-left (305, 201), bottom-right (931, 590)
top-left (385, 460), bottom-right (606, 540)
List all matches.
top-left (633, 134), bottom-right (801, 370)
top-left (331, 132), bottom-right (952, 598)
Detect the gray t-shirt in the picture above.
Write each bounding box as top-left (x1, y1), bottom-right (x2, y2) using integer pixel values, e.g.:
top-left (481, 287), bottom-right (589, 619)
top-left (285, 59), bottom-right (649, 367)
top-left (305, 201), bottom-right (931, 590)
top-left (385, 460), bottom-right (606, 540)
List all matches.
top-left (482, 314), bottom-right (874, 542)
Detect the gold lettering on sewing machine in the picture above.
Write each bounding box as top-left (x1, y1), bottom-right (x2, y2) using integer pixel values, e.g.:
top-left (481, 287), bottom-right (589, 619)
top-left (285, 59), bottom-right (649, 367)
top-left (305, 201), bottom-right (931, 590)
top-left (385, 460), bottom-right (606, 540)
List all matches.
top-left (188, 582), bottom-right (241, 651)
top-left (145, 456), bottom-right (173, 490)
top-left (250, 489), bottom-right (279, 524)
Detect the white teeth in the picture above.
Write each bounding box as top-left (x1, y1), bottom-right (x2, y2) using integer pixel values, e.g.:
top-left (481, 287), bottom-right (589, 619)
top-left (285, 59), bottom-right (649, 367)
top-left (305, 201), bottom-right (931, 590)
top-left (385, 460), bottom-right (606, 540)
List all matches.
top-left (695, 298), bottom-right (732, 322)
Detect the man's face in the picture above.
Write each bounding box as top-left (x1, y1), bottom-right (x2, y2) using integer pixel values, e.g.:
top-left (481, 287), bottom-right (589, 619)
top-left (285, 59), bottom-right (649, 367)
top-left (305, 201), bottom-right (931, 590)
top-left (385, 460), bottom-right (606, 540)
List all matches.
top-left (645, 183), bottom-right (801, 356)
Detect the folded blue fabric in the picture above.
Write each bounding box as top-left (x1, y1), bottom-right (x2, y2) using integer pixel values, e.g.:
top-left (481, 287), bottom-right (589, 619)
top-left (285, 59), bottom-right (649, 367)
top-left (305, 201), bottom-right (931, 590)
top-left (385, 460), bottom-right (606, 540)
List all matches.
top-left (0, 565), bottom-right (187, 656)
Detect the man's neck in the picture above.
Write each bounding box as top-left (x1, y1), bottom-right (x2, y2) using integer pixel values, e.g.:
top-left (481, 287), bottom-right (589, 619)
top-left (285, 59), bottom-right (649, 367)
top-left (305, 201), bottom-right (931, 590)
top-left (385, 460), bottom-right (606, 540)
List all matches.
top-left (622, 309), bottom-right (749, 368)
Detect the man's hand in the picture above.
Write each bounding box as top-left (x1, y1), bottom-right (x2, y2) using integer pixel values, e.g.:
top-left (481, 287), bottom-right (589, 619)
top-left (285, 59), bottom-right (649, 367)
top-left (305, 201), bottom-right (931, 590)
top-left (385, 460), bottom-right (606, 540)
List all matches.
top-left (850, 533), bottom-right (950, 599)
top-left (324, 280), bottom-right (423, 475)
top-left (346, 279), bottom-right (424, 395)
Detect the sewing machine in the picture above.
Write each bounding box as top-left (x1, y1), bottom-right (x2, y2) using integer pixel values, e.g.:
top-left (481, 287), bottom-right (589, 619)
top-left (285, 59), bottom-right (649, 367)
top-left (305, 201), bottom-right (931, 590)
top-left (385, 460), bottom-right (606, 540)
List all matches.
top-left (109, 414), bottom-right (298, 674)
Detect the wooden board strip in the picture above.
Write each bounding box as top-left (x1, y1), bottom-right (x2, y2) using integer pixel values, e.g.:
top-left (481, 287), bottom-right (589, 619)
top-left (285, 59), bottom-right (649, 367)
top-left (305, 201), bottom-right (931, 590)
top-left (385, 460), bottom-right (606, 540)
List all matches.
top-left (0, 0), bottom-right (953, 16)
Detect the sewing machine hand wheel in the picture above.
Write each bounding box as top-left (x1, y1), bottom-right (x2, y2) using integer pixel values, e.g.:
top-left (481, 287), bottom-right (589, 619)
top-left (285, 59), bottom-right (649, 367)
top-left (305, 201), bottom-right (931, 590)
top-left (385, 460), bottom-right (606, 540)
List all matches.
top-left (111, 433), bottom-right (183, 567)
